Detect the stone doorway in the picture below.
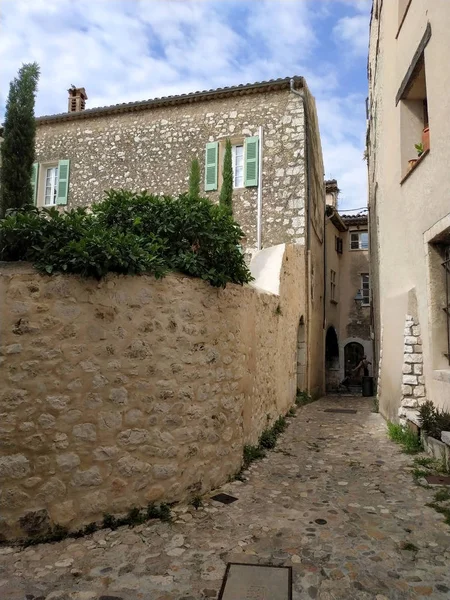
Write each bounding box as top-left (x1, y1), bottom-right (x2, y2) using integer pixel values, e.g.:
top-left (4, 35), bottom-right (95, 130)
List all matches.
top-left (344, 341), bottom-right (364, 385)
top-left (325, 326), bottom-right (340, 391)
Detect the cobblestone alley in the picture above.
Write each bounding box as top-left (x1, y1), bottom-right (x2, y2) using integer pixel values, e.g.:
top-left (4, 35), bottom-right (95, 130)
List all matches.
top-left (1, 396), bottom-right (449, 600)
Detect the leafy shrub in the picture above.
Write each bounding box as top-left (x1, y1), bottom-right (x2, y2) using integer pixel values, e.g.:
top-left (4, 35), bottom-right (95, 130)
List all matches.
top-left (0, 191), bottom-right (252, 287)
top-left (419, 400), bottom-right (450, 438)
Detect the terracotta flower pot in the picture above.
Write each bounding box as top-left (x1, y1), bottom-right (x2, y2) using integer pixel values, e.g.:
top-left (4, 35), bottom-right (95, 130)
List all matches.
top-left (422, 127), bottom-right (430, 152)
top-left (408, 159), bottom-right (418, 172)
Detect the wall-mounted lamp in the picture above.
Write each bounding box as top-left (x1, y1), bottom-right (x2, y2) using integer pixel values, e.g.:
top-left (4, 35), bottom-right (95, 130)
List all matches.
top-left (354, 289), bottom-right (364, 308)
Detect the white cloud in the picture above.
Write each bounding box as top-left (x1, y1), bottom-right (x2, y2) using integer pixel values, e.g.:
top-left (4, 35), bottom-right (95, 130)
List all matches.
top-left (333, 14), bottom-right (370, 57)
top-left (0, 0), bottom-right (369, 210)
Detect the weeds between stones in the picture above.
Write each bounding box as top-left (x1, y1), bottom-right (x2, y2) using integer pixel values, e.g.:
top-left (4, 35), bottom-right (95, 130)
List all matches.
top-left (18, 503), bottom-right (172, 548)
top-left (295, 390), bottom-right (314, 406)
top-left (190, 495), bottom-right (203, 510)
top-left (387, 422), bottom-right (423, 454)
top-left (400, 541), bottom-right (419, 553)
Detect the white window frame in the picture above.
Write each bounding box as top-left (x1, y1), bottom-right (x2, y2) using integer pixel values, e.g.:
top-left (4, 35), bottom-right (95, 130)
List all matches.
top-left (350, 230), bottom-right (369, 250)
top-left (232, 144), bottom-right (244, 189)
top-left (361, 273), bottom-right (370, 306)
top-left (330, 269), bottom-right (337, 302)
top-left (44, 165), bottom-right (59, 206)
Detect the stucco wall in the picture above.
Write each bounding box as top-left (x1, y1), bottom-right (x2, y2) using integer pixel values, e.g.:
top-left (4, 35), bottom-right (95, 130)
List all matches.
top-left (0, 245), bottom-right (304, 540)
top-left (35, 89), bottom-right (306, 256)
top-left (367, 0), bottom-right (450, 416)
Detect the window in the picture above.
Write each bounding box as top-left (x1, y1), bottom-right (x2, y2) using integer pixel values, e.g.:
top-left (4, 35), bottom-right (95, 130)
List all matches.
top-left (231, 144), bottom-right (244, 188)
top-left (44, 166), bottom-right (59, 206)
top-left (335, 236), bottom-right (343, 254)
top-left (350, 231), bottom-right (369, 250)
top-left (361, 273), bottom-right (370, 306)
top-left (397, 25), bottom-right (432, 178)
top-left (204, 137), bottom-right (259, 191)
top-left (330, 270), bottom-right (337, 303)
top-left (32, 159), bottom-right (71, 207)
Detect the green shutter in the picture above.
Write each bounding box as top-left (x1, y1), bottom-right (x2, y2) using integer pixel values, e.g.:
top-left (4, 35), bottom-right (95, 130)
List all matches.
top-left (204, 142), bottom-right (218, 191)
top-left (31, 163), bottom-right (39, 205)
top-left (244, 136), bottom-right (259, 187)
top-left (56, 159), bottom-right (70, 205)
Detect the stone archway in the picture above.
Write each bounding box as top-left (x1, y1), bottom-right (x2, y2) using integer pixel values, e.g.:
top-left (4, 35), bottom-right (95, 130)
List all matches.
top-left (296, 316), bottom-right (306, 392)
top-left (325, 326), bottom-right (340, 391)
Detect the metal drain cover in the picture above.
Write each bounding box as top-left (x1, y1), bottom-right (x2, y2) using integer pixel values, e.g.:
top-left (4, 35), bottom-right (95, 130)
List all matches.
top-left (425, 474), bottom-right (450, 485)
top-left (219, 563), bottom-right (292, 600)
top-left (211, 493), bottom-right (238, 504)
top-left (324, 409), bottom-right (357, 414)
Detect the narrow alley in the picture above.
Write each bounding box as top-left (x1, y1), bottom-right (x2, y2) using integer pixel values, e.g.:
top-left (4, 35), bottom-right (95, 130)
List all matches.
top-left (1, 396), bottom-right (449, 600)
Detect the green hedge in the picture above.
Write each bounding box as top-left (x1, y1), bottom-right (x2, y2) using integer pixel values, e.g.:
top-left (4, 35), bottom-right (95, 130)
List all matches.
top-left (0, 191), bottom-right (253, 287)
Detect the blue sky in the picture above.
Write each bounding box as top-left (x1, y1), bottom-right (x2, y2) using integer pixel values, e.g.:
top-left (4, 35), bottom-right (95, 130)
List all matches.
top-left (0, 0), bottom-right (371, 210)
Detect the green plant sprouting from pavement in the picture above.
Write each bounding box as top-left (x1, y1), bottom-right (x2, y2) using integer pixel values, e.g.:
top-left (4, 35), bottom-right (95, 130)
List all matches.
top-left (387, 422), bottom-right (423, 454)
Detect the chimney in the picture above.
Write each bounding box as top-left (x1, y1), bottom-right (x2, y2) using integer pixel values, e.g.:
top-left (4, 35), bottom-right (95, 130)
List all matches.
top-left (325, 179), bottom-right (340, 209)
top-left (68, 86), bottom-right (88, 113)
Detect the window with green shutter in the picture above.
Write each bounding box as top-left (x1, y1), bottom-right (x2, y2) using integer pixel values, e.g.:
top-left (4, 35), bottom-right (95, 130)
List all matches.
top-left (56, 159), bottom-right (70, 205)
top-left (31, 163), bottom-right (39, 205)
top-left (205, 142), bottom-right (218, 191)
top-left (244, 136), bottom-right (259, 187)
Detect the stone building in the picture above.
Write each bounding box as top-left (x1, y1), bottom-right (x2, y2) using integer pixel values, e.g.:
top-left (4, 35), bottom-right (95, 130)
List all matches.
top-left (367, 0), bottom-right (450, 421)
top-left (31, 75), bottom-right (327, 397)
top-left (324, 180), bottom-right (372, 392)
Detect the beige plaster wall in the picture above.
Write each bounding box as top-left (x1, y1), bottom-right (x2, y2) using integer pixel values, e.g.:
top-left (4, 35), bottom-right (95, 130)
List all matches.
top-left (338, 229), bottom-right (372, 377)
top-left (0, 245), bottom-right (304, 540)
top-left (368, 0), bottom-right (450, 415)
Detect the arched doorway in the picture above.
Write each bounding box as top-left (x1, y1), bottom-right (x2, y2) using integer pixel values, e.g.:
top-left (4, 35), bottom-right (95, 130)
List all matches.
top-left (296, 316), bottom-right (306, 392)
top-left (344, 342), bottom-right (365, 385)
top-left (325, 327), bottom-right (340, 391)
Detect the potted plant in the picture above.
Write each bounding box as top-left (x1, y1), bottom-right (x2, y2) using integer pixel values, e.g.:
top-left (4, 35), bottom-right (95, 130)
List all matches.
top-left (408, 142), bottom-right (424, 172)
top-left (422, 126), bottom-right (430, 152)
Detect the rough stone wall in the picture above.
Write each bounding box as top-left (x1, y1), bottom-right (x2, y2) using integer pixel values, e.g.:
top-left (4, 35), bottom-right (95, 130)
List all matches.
top-left (399, 314), bottom-right (426, 425)
top-left (35, 89), bottom-right (306, 256)
top-left (0, 245), bottom-right (303, 540)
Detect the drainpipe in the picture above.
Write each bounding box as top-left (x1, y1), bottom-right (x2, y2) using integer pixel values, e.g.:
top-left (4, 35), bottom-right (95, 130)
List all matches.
top-left (290, 78), bottom-right (313, 392)
top-left (256, 125), bottom-right (263, 251)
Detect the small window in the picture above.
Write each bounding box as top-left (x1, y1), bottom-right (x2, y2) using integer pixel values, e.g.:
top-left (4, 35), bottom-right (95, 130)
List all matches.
top-left (350, 231), bottom-right (369, 250)
top-left (232, 144), bottom-right (244, 189)
top-left (44, 166), bottom-right (59, 206)
top-left (335, 236), bottom-right (343, 254)
top-left (330, 270), bottom-right (337, 303)
top-left (361, 273), bottom-right (370, 306)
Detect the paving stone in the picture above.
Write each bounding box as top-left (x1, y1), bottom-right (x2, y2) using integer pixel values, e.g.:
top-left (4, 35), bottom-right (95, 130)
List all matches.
top-left (0, 396), bottom-right (449, 599)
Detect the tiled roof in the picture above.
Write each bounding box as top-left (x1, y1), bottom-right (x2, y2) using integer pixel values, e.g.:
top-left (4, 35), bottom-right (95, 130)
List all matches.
top-left (36, 75), bottom-right (305, 125)
top-left (340, 213), bottom-right (368, 226)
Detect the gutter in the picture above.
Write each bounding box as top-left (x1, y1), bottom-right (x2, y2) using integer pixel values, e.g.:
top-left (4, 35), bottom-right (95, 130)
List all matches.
top-left (256, 125), bottom-right (264, 251)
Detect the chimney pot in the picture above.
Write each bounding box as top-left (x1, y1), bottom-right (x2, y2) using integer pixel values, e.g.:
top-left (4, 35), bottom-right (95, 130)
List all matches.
top-left (68, 87), bottom-right (88, 113)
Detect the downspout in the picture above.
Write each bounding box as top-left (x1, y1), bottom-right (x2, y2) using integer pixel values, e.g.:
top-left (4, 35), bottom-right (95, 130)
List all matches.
top-left (256, 126), bottom-right (263, 251)
top-left (290, 78), bottom-right (313, 392)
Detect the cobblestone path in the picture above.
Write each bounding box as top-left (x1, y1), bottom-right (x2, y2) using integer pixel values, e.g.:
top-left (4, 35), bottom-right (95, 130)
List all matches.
top-left (1, 396), bottom-right (450, 600)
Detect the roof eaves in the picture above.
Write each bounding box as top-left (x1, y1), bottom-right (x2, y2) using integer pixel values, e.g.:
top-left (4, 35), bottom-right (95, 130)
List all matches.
top-left (36, 75), bottom-right (305, 125)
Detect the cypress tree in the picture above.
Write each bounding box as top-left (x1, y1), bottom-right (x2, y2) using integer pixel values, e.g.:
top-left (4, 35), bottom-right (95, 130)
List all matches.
top-left (0, 63), bottom-right (40, 217)
top-left (219, 138), bottom-right (233, 216)
top-left (188, 157), bottom-right (200, 200)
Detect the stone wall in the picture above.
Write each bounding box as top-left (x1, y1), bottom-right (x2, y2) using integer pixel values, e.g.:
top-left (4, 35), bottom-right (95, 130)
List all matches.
top-left (0, 244), bottom-right (304, 540)
top-left (399, 314), bottom-right (426, 425)
top-left (35, 88), bottom-right (307, 256)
